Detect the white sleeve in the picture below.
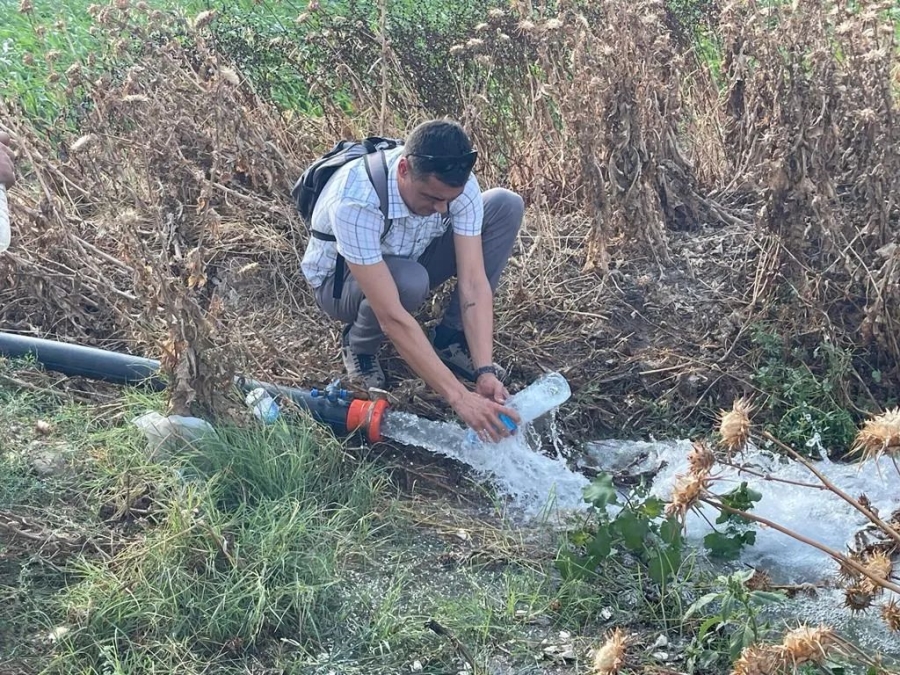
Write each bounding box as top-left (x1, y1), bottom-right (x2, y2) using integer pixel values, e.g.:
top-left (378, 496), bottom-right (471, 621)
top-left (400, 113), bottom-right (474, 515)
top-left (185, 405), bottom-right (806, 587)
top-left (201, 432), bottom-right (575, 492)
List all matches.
top-left (332, 200), bottom-right (387, 265)
top-left (448, 173), bottom-right (483, 237)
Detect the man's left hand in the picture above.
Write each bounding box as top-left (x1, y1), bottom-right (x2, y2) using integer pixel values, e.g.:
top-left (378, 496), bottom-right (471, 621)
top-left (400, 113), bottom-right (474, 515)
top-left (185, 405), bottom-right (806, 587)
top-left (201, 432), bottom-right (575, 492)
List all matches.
top-left (475, 373), bottom-right (509, 405)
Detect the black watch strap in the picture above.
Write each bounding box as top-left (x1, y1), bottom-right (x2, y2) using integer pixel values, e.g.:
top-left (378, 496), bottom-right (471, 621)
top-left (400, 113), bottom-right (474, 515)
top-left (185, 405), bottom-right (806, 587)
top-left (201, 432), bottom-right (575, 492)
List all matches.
top-left (473, 365), bottom-right (498, 380)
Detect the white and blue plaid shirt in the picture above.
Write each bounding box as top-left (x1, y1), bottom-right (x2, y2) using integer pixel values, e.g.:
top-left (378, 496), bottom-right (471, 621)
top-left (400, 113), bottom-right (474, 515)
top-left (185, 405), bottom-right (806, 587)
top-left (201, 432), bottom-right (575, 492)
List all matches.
top-left (300, 146), bottom-right (483, 289)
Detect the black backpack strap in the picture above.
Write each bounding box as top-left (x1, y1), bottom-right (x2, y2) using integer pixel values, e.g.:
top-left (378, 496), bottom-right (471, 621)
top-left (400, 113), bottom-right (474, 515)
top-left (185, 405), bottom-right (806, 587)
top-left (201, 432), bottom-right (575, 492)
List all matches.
top-left (330, 149), bottom-right (392, 300)
top-left (364, 150), bottom-right (391, 236)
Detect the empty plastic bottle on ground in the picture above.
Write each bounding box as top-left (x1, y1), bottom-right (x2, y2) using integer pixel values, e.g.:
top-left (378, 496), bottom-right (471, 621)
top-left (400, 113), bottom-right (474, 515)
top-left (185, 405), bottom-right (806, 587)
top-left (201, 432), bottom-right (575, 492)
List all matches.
top-left (246, 387), bottom-right (280, 423)
top-left (466, 371), bottom-right (572, 444)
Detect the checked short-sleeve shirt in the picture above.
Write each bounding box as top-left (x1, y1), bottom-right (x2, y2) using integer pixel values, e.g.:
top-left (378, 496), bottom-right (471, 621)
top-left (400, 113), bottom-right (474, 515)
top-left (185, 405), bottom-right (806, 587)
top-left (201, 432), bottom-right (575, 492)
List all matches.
top-left (300, 146), bottom-right (483, 289)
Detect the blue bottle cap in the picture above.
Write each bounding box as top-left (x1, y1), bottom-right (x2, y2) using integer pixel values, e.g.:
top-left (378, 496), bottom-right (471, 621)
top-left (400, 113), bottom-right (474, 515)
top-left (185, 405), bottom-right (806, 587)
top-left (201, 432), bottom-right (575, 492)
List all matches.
top-left (499, 413), bottom-right (517, 433)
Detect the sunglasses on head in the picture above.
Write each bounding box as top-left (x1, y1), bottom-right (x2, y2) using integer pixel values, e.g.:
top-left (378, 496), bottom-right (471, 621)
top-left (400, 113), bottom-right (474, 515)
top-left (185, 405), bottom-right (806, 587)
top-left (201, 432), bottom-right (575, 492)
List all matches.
top-left (407, 149), bottom-right (478, 174)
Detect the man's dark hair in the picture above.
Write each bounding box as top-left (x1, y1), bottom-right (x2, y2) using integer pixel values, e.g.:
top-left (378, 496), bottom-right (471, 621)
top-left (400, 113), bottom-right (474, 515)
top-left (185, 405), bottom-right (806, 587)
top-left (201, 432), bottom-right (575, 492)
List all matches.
top-left (403, 119), bottom-right (476, 188)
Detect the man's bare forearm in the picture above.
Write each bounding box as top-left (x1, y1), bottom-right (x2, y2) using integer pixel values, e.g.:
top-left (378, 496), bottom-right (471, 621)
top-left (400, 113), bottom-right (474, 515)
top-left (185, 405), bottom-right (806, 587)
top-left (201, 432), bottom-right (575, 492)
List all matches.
top-left (459, 279), bottom-right (494, 372)
top-left (381, 311), bottom-right (468, 405)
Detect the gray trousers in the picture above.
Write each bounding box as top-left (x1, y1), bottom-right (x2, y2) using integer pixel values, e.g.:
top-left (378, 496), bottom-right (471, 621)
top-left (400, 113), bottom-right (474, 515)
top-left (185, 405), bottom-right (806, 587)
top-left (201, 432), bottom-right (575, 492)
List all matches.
top-left (315, 188), bottom-right (524, 355)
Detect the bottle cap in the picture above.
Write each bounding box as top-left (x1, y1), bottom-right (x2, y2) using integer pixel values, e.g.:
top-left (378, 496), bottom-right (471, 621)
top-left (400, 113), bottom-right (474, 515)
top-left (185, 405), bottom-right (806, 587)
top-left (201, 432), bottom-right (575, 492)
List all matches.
top-left (499, 413), bottom-right (517, 432)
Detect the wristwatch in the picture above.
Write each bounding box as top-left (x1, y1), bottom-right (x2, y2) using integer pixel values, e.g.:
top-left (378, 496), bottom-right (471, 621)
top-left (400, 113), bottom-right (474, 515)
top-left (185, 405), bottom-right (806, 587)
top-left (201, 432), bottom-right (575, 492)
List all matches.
top-left (473, 365), bottom-right (499, 380)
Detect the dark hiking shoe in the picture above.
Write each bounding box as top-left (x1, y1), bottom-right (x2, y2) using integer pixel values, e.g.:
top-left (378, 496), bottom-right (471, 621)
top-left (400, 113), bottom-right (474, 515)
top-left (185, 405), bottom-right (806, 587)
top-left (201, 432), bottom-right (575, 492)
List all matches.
top-left (429, 326), bottom-right (507, 383)
top-left (341, 327), bottom-right (386, 389)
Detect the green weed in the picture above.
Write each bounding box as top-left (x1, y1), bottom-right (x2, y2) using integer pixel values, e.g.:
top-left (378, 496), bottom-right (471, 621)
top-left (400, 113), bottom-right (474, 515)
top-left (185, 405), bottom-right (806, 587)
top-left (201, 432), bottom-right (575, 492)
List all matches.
top-left (682, 569), bottom-right (786, 672)
top-left (557, 474), bottom-right (686, 587)
top-left (749, 325), bottom-right (862, 457)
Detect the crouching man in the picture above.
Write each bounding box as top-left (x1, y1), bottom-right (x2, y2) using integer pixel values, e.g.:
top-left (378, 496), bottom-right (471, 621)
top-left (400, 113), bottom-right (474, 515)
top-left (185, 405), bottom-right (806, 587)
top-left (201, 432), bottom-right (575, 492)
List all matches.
top-left (300, 119), bottom-right (524, 442)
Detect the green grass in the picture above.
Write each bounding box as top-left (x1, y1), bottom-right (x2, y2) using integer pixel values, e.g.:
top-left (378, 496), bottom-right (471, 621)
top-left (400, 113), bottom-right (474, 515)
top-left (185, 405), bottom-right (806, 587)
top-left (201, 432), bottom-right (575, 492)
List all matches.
top-left (0, 364), bottom-right (658, 674)
top-left (3, 368), bottom-right (897, 672)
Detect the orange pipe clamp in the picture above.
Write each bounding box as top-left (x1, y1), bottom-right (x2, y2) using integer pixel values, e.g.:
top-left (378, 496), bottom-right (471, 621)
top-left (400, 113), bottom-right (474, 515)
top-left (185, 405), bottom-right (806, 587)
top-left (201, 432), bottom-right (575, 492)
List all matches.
top-left (346, 398), bottom-right (390, 443)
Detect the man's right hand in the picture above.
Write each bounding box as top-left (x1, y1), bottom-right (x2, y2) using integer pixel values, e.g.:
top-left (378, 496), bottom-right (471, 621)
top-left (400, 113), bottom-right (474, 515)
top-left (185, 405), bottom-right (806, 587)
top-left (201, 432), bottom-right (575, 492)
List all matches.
top-left (0, 132), bottom-right (15, 188)
top-left (451, 389), bottom-right (519, 444)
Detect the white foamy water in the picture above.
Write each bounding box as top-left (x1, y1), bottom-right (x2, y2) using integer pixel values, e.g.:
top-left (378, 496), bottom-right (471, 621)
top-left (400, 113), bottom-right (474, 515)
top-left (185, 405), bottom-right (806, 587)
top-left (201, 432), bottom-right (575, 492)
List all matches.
top-left (380, 410), bottom-right (590, 516)
top-left (583, 439), bottom-right (899, 584)
top-left (381, 411), bottom-right (899, 655)
top-left (584, 438), bottom-right (900, 656)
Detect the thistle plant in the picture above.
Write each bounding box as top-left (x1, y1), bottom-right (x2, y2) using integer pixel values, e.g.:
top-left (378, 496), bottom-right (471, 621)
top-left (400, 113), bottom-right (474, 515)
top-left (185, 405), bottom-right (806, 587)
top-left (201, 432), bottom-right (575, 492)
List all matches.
top-left (666, 396), bottom-right (900, 645)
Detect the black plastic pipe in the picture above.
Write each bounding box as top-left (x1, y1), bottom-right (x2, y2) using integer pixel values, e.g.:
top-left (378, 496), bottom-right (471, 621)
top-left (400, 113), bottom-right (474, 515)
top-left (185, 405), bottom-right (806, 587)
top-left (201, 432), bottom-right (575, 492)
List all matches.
top-left (0, 331), bottom-right (166, 389)
top-left (0, 332), bottom-right (357, 435)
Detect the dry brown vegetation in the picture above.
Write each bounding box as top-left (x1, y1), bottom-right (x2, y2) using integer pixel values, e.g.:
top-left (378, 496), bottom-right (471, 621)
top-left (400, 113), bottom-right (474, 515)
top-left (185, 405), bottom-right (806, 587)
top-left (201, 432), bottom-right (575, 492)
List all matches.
top-left (0, 0), bottom-right (897, 439)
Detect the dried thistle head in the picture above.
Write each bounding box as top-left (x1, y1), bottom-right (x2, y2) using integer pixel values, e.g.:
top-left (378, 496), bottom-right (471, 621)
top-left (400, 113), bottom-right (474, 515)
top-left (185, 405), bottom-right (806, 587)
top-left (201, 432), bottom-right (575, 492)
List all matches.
top-left (779, 625), bottom-right (836, 667)
top-left (860, 551), bottom-right (894, 594)
top-left (881, 599), bottom-right (900, 632)
top-left (843, 585), bottom-right (874, 612)
top-left (851, 407), bottom-right (900, 460)
top-left (731, 644), bottom-right (783, 675)
top-left (543, 18), bottom-right (564, 31)
top-left (837, 557), bottom-right (861, 583)
top-left (665, 472), bottom-right (709, 519)
top-left (687, 439), bottom-right (716, 475)
top-left (590, 627), bottom-right (628, 675)
top-left (719, 397), bottom-right (753, 454)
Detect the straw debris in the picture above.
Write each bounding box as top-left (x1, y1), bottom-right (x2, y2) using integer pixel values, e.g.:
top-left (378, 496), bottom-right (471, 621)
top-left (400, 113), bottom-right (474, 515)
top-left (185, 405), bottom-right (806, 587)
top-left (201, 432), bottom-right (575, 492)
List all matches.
top-left (1, 0), bottom-right (898, 438)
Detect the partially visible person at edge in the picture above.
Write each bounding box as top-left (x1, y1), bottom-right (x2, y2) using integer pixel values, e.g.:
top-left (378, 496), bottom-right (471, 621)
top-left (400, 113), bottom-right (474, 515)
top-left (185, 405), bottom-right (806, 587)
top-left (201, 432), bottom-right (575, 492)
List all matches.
top-left (0, 132), bottom-right (15, 189)
top-left (301, 119), bottom-right (525, 444)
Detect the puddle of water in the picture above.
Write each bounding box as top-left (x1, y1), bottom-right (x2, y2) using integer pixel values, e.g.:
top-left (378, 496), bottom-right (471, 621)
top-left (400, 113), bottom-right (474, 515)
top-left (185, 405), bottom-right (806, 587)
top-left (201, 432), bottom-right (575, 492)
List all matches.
top-left (584, 439), bottom-right (900, 656)
top-left (581, 439), bottom-right (899, 585)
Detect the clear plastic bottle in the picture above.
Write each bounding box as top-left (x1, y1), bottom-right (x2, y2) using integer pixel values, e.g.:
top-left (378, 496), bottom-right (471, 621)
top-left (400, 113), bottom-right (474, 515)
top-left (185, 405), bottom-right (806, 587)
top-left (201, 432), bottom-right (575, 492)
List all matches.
top-left (465, 372), bottom-right (571, 444)
top-left (245, 387), bottom-right (280, 423)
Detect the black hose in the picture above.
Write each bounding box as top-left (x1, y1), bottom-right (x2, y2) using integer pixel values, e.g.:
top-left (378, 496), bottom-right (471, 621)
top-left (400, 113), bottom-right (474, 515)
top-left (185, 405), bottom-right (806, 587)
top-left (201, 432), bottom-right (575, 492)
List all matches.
top-left (0, 332), bottom-right (166, 389)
